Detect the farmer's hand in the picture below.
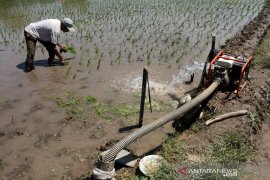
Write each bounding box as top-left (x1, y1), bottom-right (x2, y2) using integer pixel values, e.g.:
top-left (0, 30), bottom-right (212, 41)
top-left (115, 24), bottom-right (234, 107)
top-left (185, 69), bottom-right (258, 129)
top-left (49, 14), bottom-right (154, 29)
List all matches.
top-left (60, 61), bottom-right (69, 66)
top-left (57, 43), bottom-right (66, 49)
top-left (58, 43), bottom-right (67, 53)
top-left (60, 57), bottom-right (68, 66)
top-left (58, 43), bottom-right (67, 50)
top-left (61, 44), bottom-right (67, 49)
top-left (60, 47), bottom-right (67, 53)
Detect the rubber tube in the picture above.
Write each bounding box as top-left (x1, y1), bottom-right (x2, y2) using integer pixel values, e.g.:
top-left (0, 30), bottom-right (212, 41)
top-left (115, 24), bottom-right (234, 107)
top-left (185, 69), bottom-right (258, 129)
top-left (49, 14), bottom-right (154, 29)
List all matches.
top-left (102, 80), bottom-right (221, 163)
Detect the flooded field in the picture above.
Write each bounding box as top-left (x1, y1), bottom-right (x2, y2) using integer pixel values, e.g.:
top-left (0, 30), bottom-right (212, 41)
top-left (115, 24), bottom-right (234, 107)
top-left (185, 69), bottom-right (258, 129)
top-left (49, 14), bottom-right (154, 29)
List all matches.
top-left (0, 0), bottom-right (265, 179)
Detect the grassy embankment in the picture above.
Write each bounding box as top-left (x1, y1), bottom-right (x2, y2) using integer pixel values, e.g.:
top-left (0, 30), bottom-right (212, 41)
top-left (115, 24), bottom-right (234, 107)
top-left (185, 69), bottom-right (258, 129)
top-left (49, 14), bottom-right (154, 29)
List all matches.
top-left (254, 29), bottom-right (270, 68)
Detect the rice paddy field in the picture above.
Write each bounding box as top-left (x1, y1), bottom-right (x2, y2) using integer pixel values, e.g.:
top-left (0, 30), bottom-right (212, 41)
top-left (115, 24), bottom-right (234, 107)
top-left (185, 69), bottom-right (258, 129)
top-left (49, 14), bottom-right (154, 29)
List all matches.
top-left (0, 0), bottom-right (265, 67)
top-left (0, 0), bottom-right (266, 179)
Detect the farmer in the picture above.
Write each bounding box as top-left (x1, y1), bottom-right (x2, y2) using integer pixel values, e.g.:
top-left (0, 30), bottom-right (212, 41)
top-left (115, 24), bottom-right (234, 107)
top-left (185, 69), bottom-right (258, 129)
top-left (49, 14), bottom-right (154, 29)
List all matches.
top-left (24, 18), bottom-right (75, 72)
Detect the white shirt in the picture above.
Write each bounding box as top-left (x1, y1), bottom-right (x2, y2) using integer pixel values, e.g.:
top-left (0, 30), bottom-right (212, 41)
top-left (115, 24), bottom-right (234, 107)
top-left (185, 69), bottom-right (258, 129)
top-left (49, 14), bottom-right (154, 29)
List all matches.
top-left (25, 19), bottom-right (61, 44)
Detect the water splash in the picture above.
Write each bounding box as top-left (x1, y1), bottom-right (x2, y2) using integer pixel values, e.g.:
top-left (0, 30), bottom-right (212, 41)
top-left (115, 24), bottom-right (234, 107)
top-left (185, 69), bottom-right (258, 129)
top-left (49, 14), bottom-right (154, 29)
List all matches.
top-left (167, 61), bottom-right (204, 92)
top-left (110, 70), bottom-right (169, 95)
top-left (110, 61), bottom-right (204, 96)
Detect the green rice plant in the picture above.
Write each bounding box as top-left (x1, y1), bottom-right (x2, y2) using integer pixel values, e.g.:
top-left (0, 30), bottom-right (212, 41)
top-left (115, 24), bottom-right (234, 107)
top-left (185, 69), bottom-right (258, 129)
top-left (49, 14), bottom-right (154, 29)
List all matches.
top-left (66, 45), bottom-right (76, 54)
top-left (84, 95), bottom-right (96, 103)
top-left (73, 73), bottom-right (76, 79)
top-left (147, 51), bottom-right (151, 60)
top-left (1, 0), bottom-right (265, 70)
top-left (95, 47), bottom-right (99, 54)
top-left (54, 92), bottom-right (92, 121)
top-left (97, 58), bottom-right (101, 69)
top-left (176, 56), bottom-right (181, 63)
top-left (87, 58), bottom-right (91, 67)
top-left (55, 97), bottom-right (65, 108)
top-left (128, 52), bottom-right (132, 60)
top-left (93, 103), bottom-right (111, 120)
top-left (183, 37), bottom-right (190, 48)
top-left (111, 105), bottom-right (139, 118)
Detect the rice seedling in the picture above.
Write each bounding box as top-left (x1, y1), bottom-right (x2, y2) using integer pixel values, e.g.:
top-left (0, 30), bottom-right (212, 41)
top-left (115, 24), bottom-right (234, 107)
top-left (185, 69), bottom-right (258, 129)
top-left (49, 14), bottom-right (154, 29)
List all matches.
top-left (84, 95), bottom-right (96, 103)
top-left (66, 45), bottom-right (76, 54)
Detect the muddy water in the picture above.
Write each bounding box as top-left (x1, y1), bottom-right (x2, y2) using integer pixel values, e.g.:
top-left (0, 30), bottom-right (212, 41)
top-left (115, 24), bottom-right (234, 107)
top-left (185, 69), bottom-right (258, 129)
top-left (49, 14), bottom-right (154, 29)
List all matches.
top-left (0, 0), bottom-right (265, 179)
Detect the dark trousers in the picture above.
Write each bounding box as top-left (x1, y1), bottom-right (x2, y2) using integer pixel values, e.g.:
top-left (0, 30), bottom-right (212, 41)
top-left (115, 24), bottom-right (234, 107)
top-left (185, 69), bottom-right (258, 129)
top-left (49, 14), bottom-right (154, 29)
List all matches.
top-left (24, 31), bottom-right (56, 72)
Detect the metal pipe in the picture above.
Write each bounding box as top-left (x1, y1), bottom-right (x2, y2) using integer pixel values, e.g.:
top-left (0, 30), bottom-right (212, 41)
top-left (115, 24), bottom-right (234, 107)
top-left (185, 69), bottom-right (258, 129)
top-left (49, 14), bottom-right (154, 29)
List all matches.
top-left (208, 34), bottom-right (217, 62)
top-left (139, 67), bottom-right (148, 126)
top-left (102, 79), bottom-right (221, 163)
top-left (147, 73), bottom-right (153, 113)
top-left (211, 34), bottom-right (216, 50)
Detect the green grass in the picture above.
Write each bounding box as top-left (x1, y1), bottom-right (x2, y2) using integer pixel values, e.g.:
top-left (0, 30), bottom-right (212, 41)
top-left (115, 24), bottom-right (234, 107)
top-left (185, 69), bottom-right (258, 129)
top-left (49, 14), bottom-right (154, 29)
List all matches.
top-left (125, 175), bottom-right (148, 180)
top-left (111, 105), bottom-right (139, 118)
top-left (254, 30), bottom-right (270, 68)
top-left (55, 92), bottom-right (143, 123)
top-left (211, 132), bottom-right (253, 165)
top-left (265, 0), bottom-right (270, 5)
top-left (190, 118), bottom-right (205, 133)
top-left (150, 163), bottom-right (179, 180)
top-left (145, 96), bottom-right (174, 112)
top-left (92, 103), bottom-right (140, 123)
top-left (247, 113), bottom-right (262, 133)
top-left (161, 134), bottom-right (187, 163)
top-left (150, 163), bottom-right (235, 180)
top-left (128, 131), bottom-right (253, 179)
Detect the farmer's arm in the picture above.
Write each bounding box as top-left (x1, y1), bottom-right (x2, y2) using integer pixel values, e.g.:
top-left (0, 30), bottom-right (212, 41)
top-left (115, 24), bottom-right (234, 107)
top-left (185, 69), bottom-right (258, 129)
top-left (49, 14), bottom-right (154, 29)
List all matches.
top-left (56, 43), bottom-right (66, 49)
top-left (52, 44), bottom-right (65, 62)
top-left (51, 30), bottom-right (67, 64)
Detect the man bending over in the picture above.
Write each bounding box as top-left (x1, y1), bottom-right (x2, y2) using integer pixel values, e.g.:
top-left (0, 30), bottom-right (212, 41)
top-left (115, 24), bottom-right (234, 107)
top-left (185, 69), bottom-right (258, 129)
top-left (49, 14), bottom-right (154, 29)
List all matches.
top-left (24, 18), bottom-right (75, 72)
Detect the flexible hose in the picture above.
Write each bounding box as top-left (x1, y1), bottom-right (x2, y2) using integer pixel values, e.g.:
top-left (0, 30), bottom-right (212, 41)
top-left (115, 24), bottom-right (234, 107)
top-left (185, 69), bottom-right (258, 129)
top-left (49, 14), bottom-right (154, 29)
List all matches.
top-left (102, 80), bottom-right (221, 162)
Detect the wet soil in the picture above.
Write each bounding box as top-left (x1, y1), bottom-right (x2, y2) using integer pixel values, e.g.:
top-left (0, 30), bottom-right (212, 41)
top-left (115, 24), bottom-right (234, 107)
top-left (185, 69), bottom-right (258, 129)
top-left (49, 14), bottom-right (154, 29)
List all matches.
top-left (0, 50), bottom-right (178, 179)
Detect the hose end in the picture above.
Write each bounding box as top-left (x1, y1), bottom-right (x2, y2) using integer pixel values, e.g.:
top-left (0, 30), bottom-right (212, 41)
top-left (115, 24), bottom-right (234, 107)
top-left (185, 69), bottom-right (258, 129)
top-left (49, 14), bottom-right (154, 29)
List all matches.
top-left (92, 154), bottom-right (115, 180)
